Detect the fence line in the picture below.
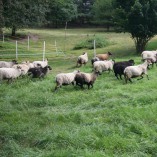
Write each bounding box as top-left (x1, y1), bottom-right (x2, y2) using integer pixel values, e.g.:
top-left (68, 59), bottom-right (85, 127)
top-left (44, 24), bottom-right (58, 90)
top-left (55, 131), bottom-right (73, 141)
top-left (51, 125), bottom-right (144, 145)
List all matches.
top-left (0, 35), bottom-right (65, 60)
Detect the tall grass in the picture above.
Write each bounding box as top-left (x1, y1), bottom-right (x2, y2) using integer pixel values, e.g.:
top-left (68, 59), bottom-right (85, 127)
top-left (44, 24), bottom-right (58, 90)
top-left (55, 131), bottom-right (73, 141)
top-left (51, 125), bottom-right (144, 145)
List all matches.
top-left (1, 28), bottom-right (157, 157)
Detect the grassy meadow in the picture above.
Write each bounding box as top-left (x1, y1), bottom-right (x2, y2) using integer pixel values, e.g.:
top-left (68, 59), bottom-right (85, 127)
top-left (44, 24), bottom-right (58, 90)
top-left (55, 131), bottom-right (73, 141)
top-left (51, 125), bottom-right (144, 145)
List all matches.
top-left (0, 28), bottom-right (157, 157)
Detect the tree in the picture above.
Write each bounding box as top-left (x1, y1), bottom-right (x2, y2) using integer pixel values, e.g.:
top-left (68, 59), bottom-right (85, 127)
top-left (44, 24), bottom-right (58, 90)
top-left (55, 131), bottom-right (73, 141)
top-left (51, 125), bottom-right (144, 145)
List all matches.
top-left (92, 0), bottom-right (114, 30)
top-left (73, 0), bottom-right (94, 25)
top-left (114, 0), bottom-right (157, 53)
top-left (46, 0), bottom-right (77, 28)
top-left (3, 0), bottom-right (48, 36)
top-left (0, 0), bottom-right (4, 34)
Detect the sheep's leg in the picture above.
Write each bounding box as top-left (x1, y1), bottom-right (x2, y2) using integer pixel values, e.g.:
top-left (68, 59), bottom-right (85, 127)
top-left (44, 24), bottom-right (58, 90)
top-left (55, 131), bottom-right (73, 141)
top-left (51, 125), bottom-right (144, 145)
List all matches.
top-left (137, 75), bottom-right (143, 80)
top-left (129, 78), bottom-right (132, 83)
top-left (146, 74), bottom-right (149, 80)
top-left (115, 73), bottom-right (119, 80)
top-left (120, 75), bottom-right (123, 80)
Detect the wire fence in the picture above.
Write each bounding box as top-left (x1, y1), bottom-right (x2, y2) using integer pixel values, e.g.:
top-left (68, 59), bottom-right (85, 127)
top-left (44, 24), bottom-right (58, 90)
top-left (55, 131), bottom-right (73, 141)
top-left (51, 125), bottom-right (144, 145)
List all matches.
top-left (0, 34), bottom-right (65, 61)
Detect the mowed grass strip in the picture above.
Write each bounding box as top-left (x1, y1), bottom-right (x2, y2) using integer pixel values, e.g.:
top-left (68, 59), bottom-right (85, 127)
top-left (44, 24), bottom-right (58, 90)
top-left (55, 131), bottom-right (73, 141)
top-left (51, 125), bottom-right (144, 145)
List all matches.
top-left (0, 28), bottom-right (157, 156)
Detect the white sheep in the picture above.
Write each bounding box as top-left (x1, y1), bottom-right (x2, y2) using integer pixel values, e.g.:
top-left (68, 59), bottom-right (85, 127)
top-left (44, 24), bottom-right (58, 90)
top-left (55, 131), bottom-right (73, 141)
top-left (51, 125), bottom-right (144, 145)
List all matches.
top-left (75, 71), bottom-right (99, 89)
top-left (54, 70), bottom-right (80, 91)
top-left (12, 64), bottom-right (30, 76)
top-left (0, 66), bottom-right (22, 83)
top-left (21, 61), bottom-right (34, 68)
top-left (77, 52), bottom-right (88, 67)
top-left (124, 60), bottom-right (151, 83)
top-left (141, 50), bottom-right (157, 66)
top-left (0, 60), bottom-right (18, 68)
top-left (33, 58), bottom-right (48, 68)
top-left (93, 59), bottom-right (115, 74)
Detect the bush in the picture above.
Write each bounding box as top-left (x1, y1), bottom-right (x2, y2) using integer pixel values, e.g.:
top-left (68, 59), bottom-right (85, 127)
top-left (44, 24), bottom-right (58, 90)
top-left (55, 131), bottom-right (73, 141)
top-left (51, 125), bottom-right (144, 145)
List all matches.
top-left (73, 36), bottom-right (110, 50)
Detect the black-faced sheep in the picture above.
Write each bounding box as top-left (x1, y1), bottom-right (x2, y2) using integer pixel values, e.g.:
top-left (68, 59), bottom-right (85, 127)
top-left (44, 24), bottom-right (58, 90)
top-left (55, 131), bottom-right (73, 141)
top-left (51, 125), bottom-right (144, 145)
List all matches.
top-left (124, 60), bottom-right (151, 83)
top-left (96, 52), bottom-right (112, 61)
top-left (91, 57), bottom-right (100, 65)
top-left (77, 52), bottom-right (88, 67)
top-left (75, 71), bottom-right (99, 89)
top-left (55, 70), bottom-right (80, 91)
top-left (113, 59), bottom-right (135, 80)
top-left (0, 60), bottom-right (18, 68)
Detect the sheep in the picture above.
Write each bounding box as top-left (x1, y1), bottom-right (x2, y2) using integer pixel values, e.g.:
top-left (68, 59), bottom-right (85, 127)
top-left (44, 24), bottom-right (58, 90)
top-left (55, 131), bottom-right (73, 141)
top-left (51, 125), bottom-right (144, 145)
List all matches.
top-left (28, 65), bottom-right (52, 78)
top-left (54, 70), bottom-right (80, 91)
top-left (75, 71), bottom-right (99, 89)
top-left (33, 58), bottom-right (48, 68)
top-left (141, 50), bottom-right (157, 67)
top-left (91, 56), bottom-right (100, 65)
top-left (21, 61), bottom-right (34, 68)
top-left (0, 66), bottom-right (22, 83)
top-left (113, 59), bottom-right (135, 80)
top-left (0, 60), bottom-right (18, 68)
top-left (93, 59), bottom-right (115, 74)
top-left (96, 52), bottom-right (112, 61)
top-left (12, 64), bottom-right (30, 76)
top-left (77, 52), bottom-right (88, 67)
top-left (124, 60), bottom-right (151, 83)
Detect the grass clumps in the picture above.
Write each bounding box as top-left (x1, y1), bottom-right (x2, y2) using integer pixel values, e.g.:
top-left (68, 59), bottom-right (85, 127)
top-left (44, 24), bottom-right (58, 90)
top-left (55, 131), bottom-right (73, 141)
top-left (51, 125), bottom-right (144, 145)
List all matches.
top-left (73, 35), bottom-right (111, 50)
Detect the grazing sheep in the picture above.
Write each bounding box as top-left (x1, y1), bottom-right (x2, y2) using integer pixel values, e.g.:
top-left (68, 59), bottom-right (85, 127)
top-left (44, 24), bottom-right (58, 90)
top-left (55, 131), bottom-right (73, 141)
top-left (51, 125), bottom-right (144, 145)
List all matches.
top-left (113, 59), bottom-right (135, 80)
top-left (0, 60), bottom-right (18, 68)
top-left (91, 56), bottom-right (100, 65)
top-left (33, 58), bottom-right (48, 68)
top-left (124, 60), bottom-right (151, 83)
top-left (96, 52), bottom-right (112, 61)
top-left (54, 70), bottom-right (80, 91)
top-left (77, 52), bottom-right (88, 67)
top-left (75, 71), bottom-right (99, 89)
top-left (93, 60), bottom-right (115, 74)
top-left (28, 65), bottom-right (52, 78)
top-left (0, 66), bottom-right (22, 83)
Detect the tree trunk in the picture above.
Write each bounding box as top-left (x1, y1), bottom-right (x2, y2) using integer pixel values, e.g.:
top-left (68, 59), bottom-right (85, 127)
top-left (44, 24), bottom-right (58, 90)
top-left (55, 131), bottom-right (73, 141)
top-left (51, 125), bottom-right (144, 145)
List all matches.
top-left (11, 26), bottom-right (16, 36)
top-left (133, 37), bottom-right (149, 53)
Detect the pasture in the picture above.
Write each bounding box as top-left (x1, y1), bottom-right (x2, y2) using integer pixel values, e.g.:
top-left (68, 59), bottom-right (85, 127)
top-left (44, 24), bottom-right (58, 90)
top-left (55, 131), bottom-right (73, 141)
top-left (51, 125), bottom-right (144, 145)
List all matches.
top-left (1, 28), bottom-right (157, 157)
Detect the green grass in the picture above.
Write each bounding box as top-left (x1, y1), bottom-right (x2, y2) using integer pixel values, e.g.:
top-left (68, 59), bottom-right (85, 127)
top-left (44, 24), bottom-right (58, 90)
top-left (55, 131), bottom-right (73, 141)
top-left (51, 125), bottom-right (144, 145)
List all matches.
top-left (1, 28), bottom-right (157, 157)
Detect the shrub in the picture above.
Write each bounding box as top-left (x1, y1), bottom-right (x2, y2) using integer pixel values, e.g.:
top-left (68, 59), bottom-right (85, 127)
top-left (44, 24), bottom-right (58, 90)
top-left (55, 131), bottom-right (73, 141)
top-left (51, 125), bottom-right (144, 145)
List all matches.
top-left (73, 36), bottom-right (110, 50)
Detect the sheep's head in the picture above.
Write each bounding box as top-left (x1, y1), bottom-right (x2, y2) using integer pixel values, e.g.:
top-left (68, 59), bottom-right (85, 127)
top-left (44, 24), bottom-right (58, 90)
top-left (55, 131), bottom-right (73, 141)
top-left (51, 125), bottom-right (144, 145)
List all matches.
top-left (129, 59), bottom-right (135, 65)
top-left (108, 52), bottom-right (112, 56)
top-left (12, 60), bottom-right (18, 64)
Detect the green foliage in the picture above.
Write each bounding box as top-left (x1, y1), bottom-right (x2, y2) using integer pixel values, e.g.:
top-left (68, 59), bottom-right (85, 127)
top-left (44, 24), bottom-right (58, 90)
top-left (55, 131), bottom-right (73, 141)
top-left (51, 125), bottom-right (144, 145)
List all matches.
top-left (114, 0), bottom-right (157, 53)
top-left (73, 35), bottom-right (111, 50)
top-left (92, 0), bottom-right (114, 30)
top-left (0, 0), bottom-right (4, 33)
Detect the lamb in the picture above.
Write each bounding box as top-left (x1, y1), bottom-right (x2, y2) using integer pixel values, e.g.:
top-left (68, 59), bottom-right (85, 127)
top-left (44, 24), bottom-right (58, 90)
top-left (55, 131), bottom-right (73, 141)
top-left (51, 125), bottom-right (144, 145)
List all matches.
top-left (0, 66), bottom-right (22, 83)
top-left (93, 60), bottom-right (115, 74)
top-left (77, 52), bottom-right (88, 67)
top-left (75, 71), bottom-right (99, 89)
top-left (0, 60), bottom-right (18, 68)
top-left (91, 56), bottom-right (100, 65)
top-left (124, 60), bottom-right (151, 83)
top-left (113, 59), bottom-right (135, 80)
top-left (28, 65), bottom-right (52, 78)
top-left (96, 52), bottom-right (112, 61)
top-left (33, 58), bottom-right (48, 68)
top-left (54, 70), bottom-right (80, 91)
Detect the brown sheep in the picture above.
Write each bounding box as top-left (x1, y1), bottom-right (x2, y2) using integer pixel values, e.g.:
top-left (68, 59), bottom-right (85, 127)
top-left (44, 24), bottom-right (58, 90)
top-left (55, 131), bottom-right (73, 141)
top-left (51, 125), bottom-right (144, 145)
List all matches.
top-left (96, 52), bottom-right (112, 61)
